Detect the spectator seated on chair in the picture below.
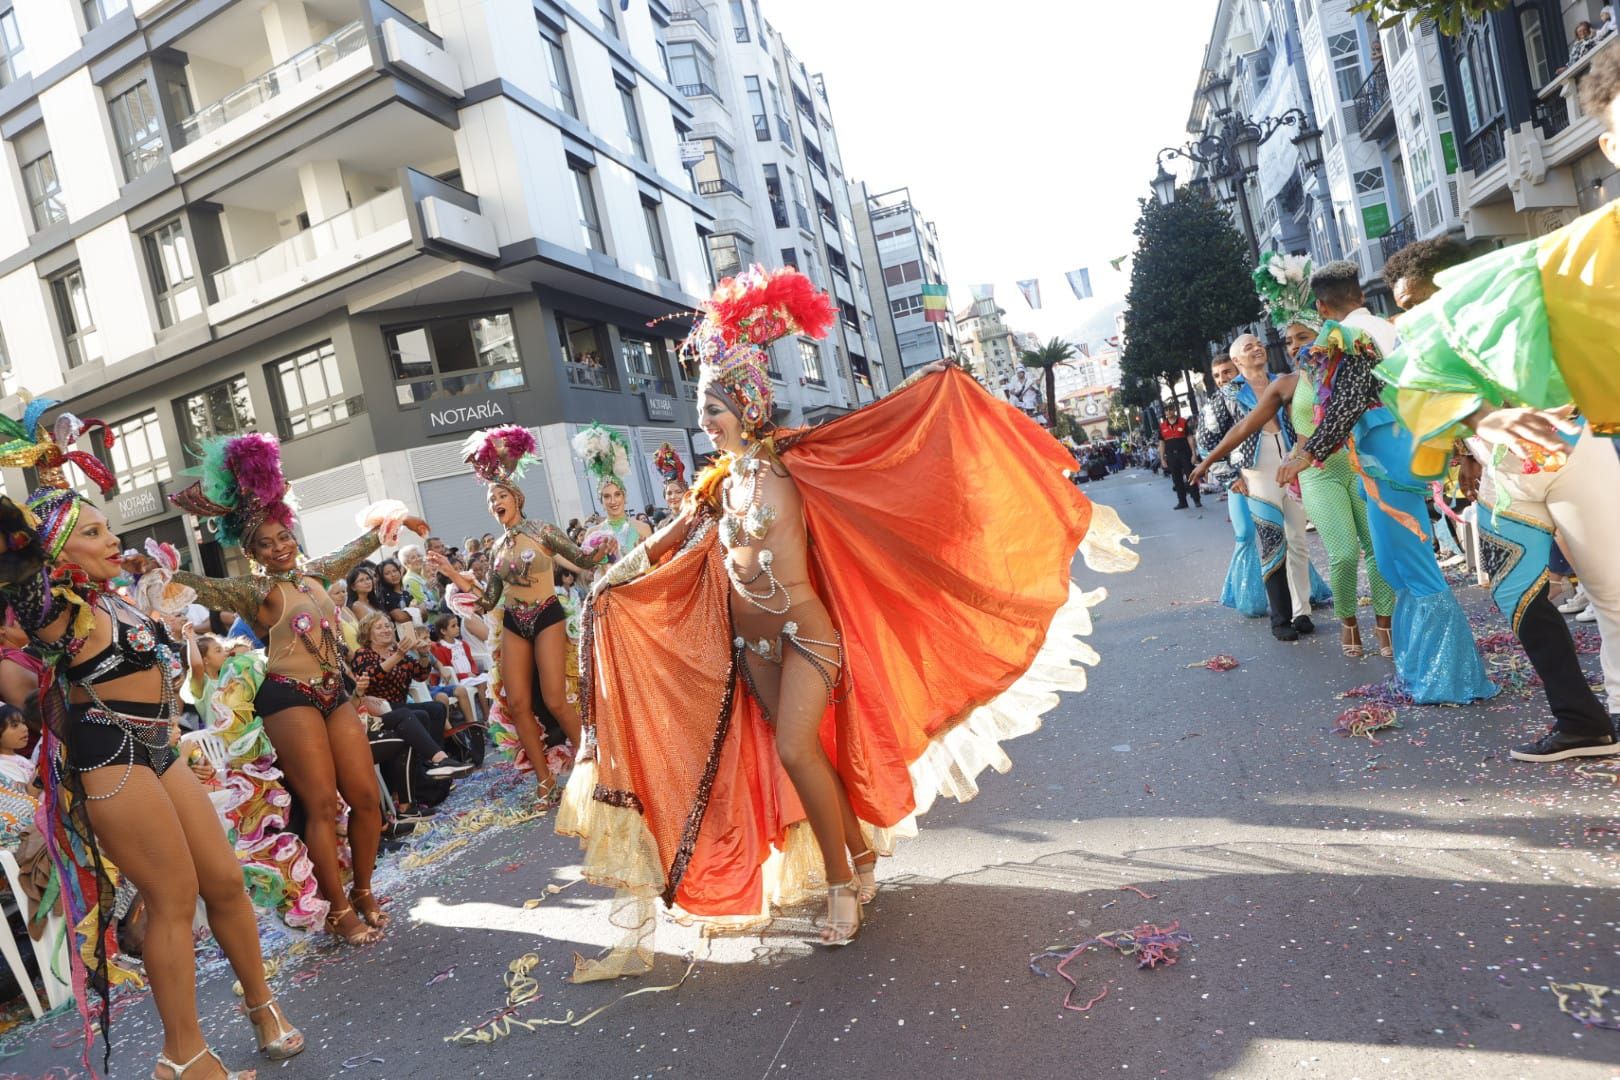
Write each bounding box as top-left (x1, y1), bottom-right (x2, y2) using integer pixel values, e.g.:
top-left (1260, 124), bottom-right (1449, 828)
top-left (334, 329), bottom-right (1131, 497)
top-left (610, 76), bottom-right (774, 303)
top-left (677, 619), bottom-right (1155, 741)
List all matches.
top-left (351, 616), bottom-right (471, 811)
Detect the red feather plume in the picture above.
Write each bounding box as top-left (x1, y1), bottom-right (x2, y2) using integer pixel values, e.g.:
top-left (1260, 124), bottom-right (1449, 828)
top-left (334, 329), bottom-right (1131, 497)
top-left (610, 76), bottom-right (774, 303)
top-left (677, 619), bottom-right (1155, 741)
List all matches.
top-left (709, 267), bottom-right (837, 346)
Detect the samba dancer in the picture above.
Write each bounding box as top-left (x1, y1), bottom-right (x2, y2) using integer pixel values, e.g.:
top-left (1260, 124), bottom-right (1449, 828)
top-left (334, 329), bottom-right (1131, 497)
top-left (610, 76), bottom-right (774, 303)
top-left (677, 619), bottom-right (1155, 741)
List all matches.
top-left (0, 405), bottom-right (302, 1079)
top-left (560, 267), bottom-right (1137, 955)
top-left (166, 433), bottom-right (427, 945)
top-left (429, 427), bottom-right (614, 802)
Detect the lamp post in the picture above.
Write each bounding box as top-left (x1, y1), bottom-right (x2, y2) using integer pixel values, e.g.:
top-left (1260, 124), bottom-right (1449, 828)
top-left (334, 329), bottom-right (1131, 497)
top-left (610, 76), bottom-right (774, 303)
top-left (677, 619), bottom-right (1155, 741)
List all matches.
top-left (1153, 77), bottom-right (1324, 373)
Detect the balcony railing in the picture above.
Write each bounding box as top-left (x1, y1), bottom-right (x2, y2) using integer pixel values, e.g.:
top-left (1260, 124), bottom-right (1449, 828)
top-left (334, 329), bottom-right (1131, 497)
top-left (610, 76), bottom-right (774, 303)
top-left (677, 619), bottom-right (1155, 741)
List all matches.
top-left (1377, 213), bottom-right (1416, 263)
top-left (749, 113), bottom-right (770, 141)
top-left (566, 361), bottom-right (617, 391)
top-left (768, 199), bottom-right (789, 229)
top-left (697, 178), bottom-right (744, 198)
top-left (212, 187), bottom-right (409, 302)
top-left (628, 374), bottom-right (675, 397)
top-left (177, 21), bottom-right (368, 146)
top-left (677, 82), bottom-right (720, 100)
top-left (794, 203), bottom-right (811, 231)
top-left (1465, 120), bottom-right (1507, 174)
top-left (1353, 64), bottom-right (1392, 137)
top-left (776, 115), bottom-right (794, 149)
top-left (1533, 94), bottom-right (1571, 137)
top-left (668, 2), bottom-right (713, 36)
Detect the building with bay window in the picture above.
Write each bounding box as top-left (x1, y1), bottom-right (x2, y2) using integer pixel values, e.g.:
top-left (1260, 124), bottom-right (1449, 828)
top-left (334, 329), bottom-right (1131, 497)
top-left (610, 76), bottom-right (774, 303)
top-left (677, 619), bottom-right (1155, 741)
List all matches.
top-left (849, 181), bottom-right (958, 389)
top-left (0, 0), bottom-right (733, 568)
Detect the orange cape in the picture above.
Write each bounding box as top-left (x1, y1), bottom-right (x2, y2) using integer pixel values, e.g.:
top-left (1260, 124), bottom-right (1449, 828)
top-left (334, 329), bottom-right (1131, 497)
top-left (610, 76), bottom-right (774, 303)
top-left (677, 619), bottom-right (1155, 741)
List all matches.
top-left (560, 368), bottom-right (1118, 920)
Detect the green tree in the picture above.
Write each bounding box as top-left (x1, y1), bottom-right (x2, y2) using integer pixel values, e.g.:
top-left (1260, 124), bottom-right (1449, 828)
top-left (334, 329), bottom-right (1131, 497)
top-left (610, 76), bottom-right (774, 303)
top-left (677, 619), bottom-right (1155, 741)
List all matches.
top-left (1120, 190), bottom-right (1259, 416)
top-left (1020, 336), bottom-right (1077, 430)
top-left (1350, 0), bottom-right (1509, 34)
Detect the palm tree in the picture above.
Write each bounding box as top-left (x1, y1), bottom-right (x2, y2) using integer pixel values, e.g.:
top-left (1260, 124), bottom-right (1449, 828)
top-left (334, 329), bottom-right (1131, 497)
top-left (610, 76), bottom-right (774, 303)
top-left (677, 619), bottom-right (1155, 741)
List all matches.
top-left (1020, 336), bottom-right (1077, 430)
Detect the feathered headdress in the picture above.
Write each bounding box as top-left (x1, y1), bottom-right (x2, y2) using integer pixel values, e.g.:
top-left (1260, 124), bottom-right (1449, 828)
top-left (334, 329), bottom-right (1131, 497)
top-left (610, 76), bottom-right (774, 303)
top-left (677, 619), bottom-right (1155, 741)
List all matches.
top-left (168, 433), bottom-right (296, 549)
top-left (571, 422), bottom-right (630, 493)
top-left (652, 442), bottom-right (685, 485)
top-left (1253, 252), bottom-right (1321, 332)
top-left (0, 396), bottom-right (117, 561)
top-left (461, 424), bottom-right (537, 489)
top-left (679, 265), bottom-right (836, 434)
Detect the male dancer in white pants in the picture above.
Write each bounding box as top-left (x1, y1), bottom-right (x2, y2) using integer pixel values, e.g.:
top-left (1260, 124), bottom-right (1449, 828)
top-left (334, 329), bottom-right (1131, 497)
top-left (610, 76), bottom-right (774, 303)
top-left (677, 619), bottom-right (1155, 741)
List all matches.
top-left (1225, 334), bottom-right (1314, 642)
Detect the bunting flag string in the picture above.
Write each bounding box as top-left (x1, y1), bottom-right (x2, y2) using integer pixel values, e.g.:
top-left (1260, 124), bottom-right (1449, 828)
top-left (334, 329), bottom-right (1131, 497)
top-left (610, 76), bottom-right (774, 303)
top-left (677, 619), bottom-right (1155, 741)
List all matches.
top-left (920, 283), bottom-right (950, 323)
top-left (1017, 279), bottom-right (1042, 310)
top-left (970, 284), bottom-right (995, 301)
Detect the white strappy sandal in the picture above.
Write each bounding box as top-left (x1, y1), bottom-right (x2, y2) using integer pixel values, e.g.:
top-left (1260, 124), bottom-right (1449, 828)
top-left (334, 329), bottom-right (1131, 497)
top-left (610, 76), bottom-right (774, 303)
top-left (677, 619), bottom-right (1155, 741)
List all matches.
top-left (153, 1045), bottom-right (254, 1079)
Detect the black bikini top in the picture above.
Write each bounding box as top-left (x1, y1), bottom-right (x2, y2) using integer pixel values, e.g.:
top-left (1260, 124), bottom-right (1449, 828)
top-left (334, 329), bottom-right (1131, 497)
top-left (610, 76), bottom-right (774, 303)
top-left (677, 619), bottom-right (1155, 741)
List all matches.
top-left (62, 601), bottom-right (180, 687)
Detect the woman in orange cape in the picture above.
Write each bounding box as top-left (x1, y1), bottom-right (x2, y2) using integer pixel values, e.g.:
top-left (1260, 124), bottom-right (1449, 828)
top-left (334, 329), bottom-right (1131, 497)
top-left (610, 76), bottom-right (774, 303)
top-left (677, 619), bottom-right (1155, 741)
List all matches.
top-left (558, 268), bottom-right (1135, 966)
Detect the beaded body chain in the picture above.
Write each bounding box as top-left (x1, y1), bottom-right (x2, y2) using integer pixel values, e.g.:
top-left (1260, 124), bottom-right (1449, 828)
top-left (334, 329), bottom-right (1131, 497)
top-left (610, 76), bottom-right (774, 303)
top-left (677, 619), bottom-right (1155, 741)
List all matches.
top-left (65, 602), bottom-right (185, 801)
top-left (720, 447), bottom-right (788, 614)
top-left (270, 568), bottom-right (344, 676)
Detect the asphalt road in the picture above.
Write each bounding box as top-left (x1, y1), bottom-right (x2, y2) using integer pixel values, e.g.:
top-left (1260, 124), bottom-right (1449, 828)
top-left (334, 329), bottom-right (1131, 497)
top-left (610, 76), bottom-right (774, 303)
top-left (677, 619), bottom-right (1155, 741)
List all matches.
top-left (4, 467), bottom-right (1616, 1079)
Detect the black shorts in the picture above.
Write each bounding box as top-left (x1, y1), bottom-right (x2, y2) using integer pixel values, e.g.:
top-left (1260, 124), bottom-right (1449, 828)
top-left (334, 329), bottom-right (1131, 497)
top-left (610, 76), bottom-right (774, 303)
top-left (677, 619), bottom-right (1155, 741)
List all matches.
top-left (503, 596), bottom-right (565, 642)
top-left (66, 701), bottom-right (178, 778)
top-left (257, 672), bottom-right (349, 719)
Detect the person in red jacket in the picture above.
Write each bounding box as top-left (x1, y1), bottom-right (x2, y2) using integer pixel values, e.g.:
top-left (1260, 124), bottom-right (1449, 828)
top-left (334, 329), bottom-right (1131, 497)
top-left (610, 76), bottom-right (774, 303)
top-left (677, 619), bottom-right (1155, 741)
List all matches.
top-left (1158, 405), bottom-right (1201, 509)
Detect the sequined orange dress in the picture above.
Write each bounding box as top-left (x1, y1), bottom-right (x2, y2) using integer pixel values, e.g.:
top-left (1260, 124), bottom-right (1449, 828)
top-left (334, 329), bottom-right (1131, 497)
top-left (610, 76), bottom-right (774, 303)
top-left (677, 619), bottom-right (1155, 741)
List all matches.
top-left (557, 369), bottom-right (1135, 971)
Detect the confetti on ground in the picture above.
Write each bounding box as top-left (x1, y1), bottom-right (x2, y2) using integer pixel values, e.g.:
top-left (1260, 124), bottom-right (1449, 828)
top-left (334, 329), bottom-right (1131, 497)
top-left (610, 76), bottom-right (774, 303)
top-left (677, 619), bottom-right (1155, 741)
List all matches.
top-left (445, 956), bottom-right (697, 1045)
top-left (426, 966), bottom-right (457, 986)
top-left (1338, 678), bottom-right (1417, 708)
top-left (1332, 704), bottom-right (1402, 744)
top-left (1118, 885), bottom-right (1158, 900)
top-left (1030, 922), bottom-right (1194, 1013)
top-left (1548, 981), bottom-right (1620, 1031)
top-left (1185, 654), bottom-right (1239, 671)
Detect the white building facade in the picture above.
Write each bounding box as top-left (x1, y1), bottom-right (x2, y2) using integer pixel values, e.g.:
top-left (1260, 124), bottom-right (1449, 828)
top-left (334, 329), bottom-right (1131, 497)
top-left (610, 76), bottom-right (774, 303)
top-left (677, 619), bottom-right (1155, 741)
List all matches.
top-left (849, 181), bottom-right (959, 390)
top-left (0, 0), bottom-right (739, 569)
top-left (670, 0), bottom-right (887, 423)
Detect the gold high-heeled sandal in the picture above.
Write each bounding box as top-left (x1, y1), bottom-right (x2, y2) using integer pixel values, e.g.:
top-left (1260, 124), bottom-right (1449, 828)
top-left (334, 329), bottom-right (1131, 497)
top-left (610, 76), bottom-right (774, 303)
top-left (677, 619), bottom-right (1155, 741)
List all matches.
top-left (351, 887), bottom-right (390, 930)
top-left (153, 1046), bottom-right (253, 1079)
top-left (325, 905), bottom-right (381, 946)
top-left (850, 847), bottom-right (879, 905)
top-left (1374, 625), bottom-right (1394, 659)
top-left (1340, 623), bottom-right (1363, 659)
top-left (243, 998), bottom-right (305, 1061)
top-left (815, 880), bottom-right (862, 947)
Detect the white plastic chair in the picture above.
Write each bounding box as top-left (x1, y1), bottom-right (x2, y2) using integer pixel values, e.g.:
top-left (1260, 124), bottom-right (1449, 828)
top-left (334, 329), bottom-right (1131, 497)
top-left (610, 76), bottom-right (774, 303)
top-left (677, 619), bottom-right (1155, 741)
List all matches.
top-left (0, 848), bottom-right (69, 1016)
top-left (178, 729), bottom-right (229, 776)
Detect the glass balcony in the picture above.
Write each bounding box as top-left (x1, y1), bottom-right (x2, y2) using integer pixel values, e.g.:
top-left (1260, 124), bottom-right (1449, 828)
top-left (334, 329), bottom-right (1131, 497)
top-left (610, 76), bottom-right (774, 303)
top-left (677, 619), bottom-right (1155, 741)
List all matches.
top-left (211, 187), bottom-right (410, 308)
top-left (177, 22), bottom-right (368, 147)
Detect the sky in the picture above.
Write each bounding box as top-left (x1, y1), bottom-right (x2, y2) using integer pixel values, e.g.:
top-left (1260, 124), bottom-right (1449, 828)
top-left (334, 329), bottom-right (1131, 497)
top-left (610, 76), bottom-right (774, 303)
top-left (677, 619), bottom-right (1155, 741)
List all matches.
top-left (766, 0), bottom-right (1219, 346)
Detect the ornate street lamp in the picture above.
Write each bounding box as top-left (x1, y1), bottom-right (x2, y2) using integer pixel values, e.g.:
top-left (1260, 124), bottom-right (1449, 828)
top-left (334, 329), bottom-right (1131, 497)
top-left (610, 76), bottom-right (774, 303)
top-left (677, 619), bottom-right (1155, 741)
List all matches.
top-left (1203, 74), bottom-right (1233, 115)
top-left (1151, 163), bottom-right (1178, 207)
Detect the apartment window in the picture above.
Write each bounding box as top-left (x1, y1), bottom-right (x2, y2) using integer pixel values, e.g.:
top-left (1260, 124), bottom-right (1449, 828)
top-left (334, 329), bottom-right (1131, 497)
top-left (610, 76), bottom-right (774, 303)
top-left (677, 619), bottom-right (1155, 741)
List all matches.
top-left (0, 10), bottom-right (25, 87)
top-left (21, 149), bottom-right (65, 232)
top-left (81, 0), bottom-right (128, 31)
top-left (883, 260), bottom-right (923, 287)
top-left (751, 0), bottom-right (766, 50)
top-left (1429, 84), bottom-right (1448, 116)
top-left (1385, 20), bottom-right (1409, 65)
top-left (729, 0), bottom-right (748, 41)
top-left (744, 75), bottom-right (769, 140)
top-left (890, 294), bottom-right (926, 319)
top-left (108, 82), bottom-right (164, 182)
top-left (696, 226), bottom-right (717, 289)
top-left (798, 340), bottom-right (824, 385)
top-left (1457, 19), bottom-right (1502, 131)
top-left (1322, 114), bottom-right (1339, 152)
top-left (617, 81), bottom-right (647, 159)
top-left (875, 224), bottom-right (913, 242)
top-left (693, 138), bottom-right (741, 196)
top-left (1328, 32), bottom-right (1362, 102)
top-left (669, 41), bottom-right (718, 98)
top-left (108, 412), bottom-right (170, 493)
top-left (177, 376), bottom-right (254, 464)
top-left (763, 164), bottom-right (788, 227)
top-left (558, 316), bottom-right (617, 391)
top-left (1518, 8), bottom-right (1551, 90)
top-left (142, 219), bottom-right (200, 329)
top-left (779, 246), bottom-right (797, 269)
top-left (50, 267), bottom-right (100, 369)
top-left (570, 162), bottom-right (607, 253)
top-left (621, 335), bottom-right (673, 395)
top-left (801, 249), bottom-right (820, 288)
top-left (597, 0), bottom-right (618, 39)
top-left (641, 200), bottom-right (671, 278)
top-left (387, 311), bottom-right (523, 406)
top-left (706, 233), bottom-right (754, 280)
top-left (269, 342), bottom-right (352, 439)
top-left (543, 34), bottom-right (578, 119)
top-left (1353, 169), bottom-right (1384, 195)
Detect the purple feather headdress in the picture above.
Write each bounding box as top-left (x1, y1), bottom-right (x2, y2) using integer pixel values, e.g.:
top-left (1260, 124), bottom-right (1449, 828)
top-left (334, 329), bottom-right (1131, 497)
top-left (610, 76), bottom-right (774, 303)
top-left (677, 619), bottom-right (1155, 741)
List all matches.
top-left (169, 432), bottom-right (296, 547)
top-left (461, 425), bottom-right (537, 488)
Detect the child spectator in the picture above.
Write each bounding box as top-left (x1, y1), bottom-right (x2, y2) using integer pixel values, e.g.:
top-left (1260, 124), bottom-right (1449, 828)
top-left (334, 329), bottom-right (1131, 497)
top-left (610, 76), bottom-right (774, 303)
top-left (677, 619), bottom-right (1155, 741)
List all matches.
top-left (0, 705), bottom-right (35, 789)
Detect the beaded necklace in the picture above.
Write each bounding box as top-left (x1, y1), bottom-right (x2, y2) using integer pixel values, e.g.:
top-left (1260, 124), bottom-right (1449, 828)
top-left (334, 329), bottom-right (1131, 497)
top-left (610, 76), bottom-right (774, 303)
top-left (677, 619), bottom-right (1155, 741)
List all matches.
top-left (267, 565), bottom-right (343, 675)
